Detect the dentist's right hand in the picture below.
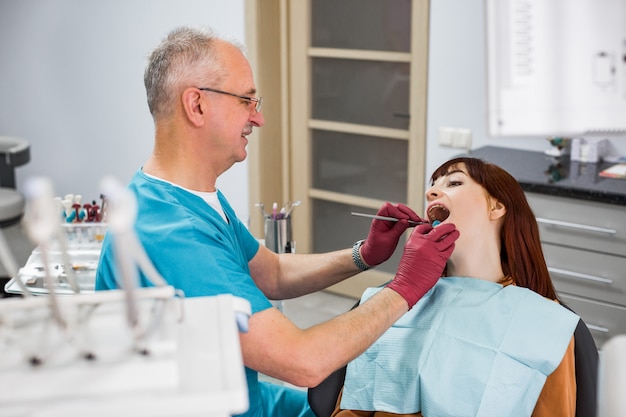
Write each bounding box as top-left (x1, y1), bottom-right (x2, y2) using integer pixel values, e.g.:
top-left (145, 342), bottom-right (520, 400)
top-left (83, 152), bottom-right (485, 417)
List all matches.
top-left (386, 223), bottom-right (459, 309)
top-left (359, 202), bottom-right (423, 268)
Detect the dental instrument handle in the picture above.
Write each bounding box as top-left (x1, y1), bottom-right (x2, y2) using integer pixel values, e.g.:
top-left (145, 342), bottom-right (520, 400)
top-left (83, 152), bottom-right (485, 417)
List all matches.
top-left (350, 212), bottom-right (427, 226)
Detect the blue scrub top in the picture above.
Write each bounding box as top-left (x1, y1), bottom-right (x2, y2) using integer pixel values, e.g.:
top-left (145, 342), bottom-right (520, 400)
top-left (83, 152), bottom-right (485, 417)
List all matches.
top-left (96, 170), bottom-right (270, 311)
top-left (95, 170), bottom-right (315, 417)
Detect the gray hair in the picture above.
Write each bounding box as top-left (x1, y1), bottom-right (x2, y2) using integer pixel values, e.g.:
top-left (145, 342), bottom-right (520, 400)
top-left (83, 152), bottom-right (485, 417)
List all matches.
top-left (144, 26), bottom-right (243, 120)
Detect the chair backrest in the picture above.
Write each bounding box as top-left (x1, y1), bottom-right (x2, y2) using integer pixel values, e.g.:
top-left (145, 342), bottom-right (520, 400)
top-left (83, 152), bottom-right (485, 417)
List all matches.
top-left (307, 366), bottom-right (346, 417)
top-left (308, 299), bottom-right (358, 417)
top-left (308, 304), bottom-right (599, 417)
top-left (568, 310), bottom-right (599, 417)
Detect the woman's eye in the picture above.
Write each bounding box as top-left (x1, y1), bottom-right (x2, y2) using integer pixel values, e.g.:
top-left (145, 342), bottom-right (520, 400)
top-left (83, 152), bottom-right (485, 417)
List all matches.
top-left (447, 180), bottom-right (463, 187)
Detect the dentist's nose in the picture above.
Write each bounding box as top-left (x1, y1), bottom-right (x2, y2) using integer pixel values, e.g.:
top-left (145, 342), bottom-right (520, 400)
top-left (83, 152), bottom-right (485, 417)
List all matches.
top-left (250, 108), bottom-right (265, 127)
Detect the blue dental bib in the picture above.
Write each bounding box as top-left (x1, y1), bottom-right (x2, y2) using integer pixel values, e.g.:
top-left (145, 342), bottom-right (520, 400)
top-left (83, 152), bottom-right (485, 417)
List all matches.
top-left (340, 277), bottom-right (579, 417)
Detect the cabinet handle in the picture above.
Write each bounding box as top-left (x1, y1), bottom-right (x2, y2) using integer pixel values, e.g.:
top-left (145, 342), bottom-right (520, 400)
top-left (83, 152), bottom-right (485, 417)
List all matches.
top-left (548, 267), bottom-right (614, 284)
top-left (586, 323), bottom-right (610, 333)
top-left (536, 217), bottom-right (617, 235)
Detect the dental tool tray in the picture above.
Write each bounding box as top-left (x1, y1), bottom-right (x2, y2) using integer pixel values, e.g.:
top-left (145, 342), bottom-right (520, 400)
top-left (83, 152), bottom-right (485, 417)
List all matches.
top-left (4, 222), bottom-right (107, 295)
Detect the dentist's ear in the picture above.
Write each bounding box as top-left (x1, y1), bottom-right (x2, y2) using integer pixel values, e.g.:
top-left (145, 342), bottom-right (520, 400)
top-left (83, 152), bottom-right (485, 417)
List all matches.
top-left (489, 198), bottom-right (506, 220)
top-left (181, 87), bottom-right (206, 127)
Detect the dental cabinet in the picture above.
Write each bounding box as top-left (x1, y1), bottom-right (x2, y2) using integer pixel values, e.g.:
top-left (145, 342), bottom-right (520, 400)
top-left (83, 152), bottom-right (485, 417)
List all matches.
top-left (527, 193), bottom-right (625, 348)
top-left (467, 146), bottom-right (626, 348)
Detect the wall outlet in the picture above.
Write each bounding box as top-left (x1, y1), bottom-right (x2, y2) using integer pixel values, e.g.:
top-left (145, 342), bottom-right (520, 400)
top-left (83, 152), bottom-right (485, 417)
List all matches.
top-left (438, 127), bottom-right (472, 149)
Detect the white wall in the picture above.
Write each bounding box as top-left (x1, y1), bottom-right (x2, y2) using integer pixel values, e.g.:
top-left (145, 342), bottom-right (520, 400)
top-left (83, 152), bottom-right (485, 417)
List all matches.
top-left (426, 0), bottom-right (626, 183)
top-left (2, 0), bottom-right (624, 224)
top-left (0, 0), bottom-right (249, 222)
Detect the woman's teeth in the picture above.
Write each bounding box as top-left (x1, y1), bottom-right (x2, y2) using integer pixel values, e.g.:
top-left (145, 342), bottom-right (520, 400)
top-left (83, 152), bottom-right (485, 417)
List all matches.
top-left (428, 205), bottom-right (450, 223)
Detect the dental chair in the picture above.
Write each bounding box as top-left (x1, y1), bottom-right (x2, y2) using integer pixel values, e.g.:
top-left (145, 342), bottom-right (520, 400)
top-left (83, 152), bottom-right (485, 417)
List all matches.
top-left (0, 136), bottom-right (30, 227)
top-left (307, 301), bottom-right (598, 417)
top-left (0, 136), bottom-right (31, 296)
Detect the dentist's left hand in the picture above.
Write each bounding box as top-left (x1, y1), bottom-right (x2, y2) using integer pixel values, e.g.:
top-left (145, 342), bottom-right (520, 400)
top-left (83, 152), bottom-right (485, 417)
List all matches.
top-left (360, 202), bottom-right (425, 267)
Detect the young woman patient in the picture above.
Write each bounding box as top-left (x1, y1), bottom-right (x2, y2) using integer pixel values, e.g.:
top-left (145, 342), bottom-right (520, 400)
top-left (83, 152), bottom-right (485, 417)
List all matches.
top-left (332, 157), bottom-right (579, 417)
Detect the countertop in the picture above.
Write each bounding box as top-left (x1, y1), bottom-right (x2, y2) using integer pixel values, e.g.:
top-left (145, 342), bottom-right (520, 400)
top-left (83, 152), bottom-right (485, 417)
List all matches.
top-left (463, 146), bottom-right (626, 206)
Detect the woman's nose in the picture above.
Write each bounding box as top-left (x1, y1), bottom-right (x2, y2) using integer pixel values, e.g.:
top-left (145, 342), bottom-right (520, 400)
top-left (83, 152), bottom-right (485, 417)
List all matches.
top-left (425, 186), bottom-right (439, 200)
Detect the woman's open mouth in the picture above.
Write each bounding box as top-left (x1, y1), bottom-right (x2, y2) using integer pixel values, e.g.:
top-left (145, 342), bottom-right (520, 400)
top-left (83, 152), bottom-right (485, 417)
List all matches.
top-left (427, 204), bottom-right (450, 223)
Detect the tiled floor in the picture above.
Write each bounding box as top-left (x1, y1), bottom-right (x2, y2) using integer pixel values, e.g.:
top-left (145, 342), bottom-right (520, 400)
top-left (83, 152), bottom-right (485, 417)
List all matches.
top-left (280, 290), bottom-right (358, 328)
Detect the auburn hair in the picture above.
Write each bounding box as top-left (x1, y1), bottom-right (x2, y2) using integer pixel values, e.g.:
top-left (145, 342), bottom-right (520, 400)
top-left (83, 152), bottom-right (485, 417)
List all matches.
top-left (430, 157), bottom-right (558, 299)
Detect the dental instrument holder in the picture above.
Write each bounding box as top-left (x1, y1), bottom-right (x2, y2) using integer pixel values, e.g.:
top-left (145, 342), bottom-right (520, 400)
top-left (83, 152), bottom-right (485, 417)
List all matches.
top-left (264, 216), bottom-right (294, 255)
top-left (263, 215), bottom-right (294, 313)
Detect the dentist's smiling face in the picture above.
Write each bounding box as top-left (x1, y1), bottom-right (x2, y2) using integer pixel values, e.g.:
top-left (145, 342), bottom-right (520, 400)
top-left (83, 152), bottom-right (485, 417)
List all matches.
top-left (204, 41), bottom-right (265, 169)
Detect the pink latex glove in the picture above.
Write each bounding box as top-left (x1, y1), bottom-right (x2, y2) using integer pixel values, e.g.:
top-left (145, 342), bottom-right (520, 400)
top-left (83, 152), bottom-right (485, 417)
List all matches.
top-left (387, 223), bottom-right (459, 309)
top-left (360, 202), bottom-right (424, 267)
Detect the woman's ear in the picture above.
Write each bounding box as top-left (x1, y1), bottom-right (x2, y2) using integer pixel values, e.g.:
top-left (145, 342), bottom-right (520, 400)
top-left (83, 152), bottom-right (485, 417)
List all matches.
top-left (181, 88), bottom-right (206, 127)
top-left (489, 198), bottom-right (506, 220)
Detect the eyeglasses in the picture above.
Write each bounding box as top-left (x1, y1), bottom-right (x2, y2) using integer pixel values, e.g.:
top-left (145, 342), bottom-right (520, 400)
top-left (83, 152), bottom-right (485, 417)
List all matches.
top-left (198, 87), bottom-right (263, 112)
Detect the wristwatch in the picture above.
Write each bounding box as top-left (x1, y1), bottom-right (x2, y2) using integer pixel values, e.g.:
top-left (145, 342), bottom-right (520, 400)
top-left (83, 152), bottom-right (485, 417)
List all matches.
top-left (352, 239), bottom-right (370, 271)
